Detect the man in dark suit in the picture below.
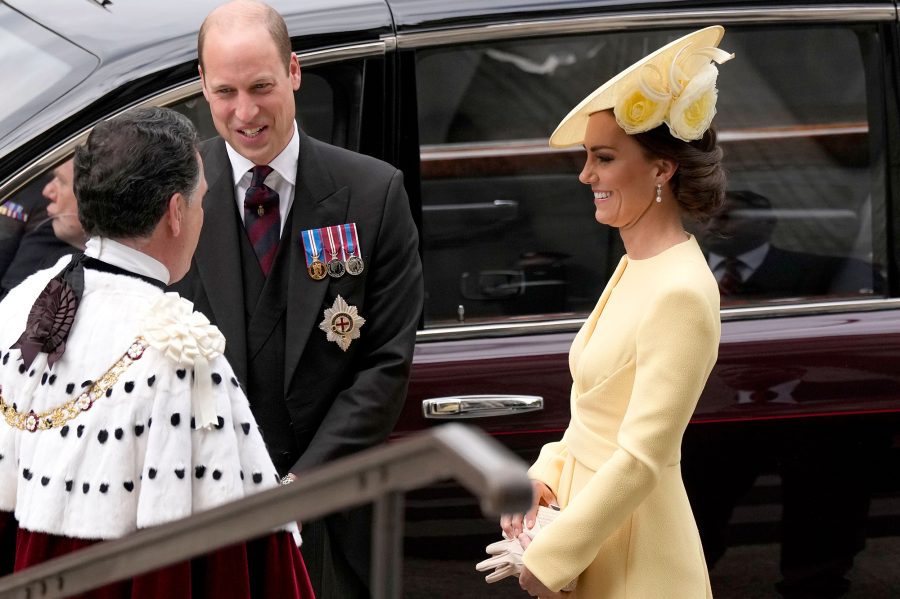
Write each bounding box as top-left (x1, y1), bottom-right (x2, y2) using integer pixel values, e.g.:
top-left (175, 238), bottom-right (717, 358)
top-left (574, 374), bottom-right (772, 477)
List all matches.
top-left (699, 189), bottom-right (881, 300)
top-left (170, 2), bottom-right (424, 596)
top-left (1, 159), bottom-right (86, 297)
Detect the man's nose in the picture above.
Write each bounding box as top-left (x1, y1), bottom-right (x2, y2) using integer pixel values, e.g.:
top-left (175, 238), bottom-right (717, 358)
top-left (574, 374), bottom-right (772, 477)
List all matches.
top-left (234, 93), bottom-right (259, 122)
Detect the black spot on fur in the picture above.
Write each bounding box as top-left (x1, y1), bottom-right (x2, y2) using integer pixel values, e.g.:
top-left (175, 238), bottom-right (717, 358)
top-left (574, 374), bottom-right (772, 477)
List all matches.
top-left (77, 425), bottom-right (85, 438)
top-left (176, 369), bottom-right (186, 379)
top-left (22, 468), bottom-right (32, 480)
top-left (115, 428), bottom-right (123, 440)
top-left (105, 388), bottom-right (113, 398)
top-left (99, 483), bottom-right (109, 493)
top-left (48, 374), bottom-right (56, 385)
top-left (195, 465), bottom-right (206, 479)
top-left (41, 476), bottom-right (50, 486)
top-left (65, 480), bottom-right (73, 492)
top-left (241, 422), bottom-right (250, 435)
top-left (82, 483), bottom-right (90, 494)
top-left (170, 413), bottom-right (181, 427)
top-left (98, 430), bottom-right (108, 444)
top-left (211, 372), bottom-right (222, 385)
top-left (82, 380), bottom-right (92, 388)
top-left (148, 468), bottom-right (157, 479)
top-left (147, 375), bottom-right (156, 387)
top-left (175, 469), bottom-right (185, 479)
top-left (212, 470), bottom-right (222, 480)
top-left (60, 425), bottom-right (69, 438)
top-left (124, 381), bottom-right (134, 393)
top-left (252, 472), bottom-right (262, 484)
top-left (66, 383), bottom-right (75, 394)
top-left (134, 424), bottom-right (144, 437)
top-left (124, 481), bottom-right (134, 492)
top-left (215, 416), bottom-right (225, 430)
top-left (40, 373), bottom-right (48, 385)
top-left (18, 365), bottom-right (25, 374)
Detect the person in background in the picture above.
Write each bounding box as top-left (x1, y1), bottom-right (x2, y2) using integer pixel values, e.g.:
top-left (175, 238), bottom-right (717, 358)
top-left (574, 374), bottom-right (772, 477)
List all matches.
top-left (0, 160), bottom-right (86, 296)
top-left (171, 2), bottom-right (423, 596)
top-left (483, 26), bottom-right (733, 598)
top-left (700, 189), bottom-right (882, 300)
top-left (0, 106), bottom-right (314, 598)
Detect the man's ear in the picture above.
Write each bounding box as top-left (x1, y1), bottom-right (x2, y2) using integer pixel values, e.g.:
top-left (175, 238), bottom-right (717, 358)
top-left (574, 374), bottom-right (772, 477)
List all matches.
top-left (289, 53), bottom-right (301, 91)
top-left (167, 193), bottom-right (184, 237)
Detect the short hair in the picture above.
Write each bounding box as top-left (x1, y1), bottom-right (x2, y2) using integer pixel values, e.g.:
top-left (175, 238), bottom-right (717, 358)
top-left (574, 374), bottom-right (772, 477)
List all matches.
top-left (198, 1), bottom-right (292, 73)
top-left (74, 106), bottom-right (200, 239)
top-left (633, 125), bottom-right (727, 223)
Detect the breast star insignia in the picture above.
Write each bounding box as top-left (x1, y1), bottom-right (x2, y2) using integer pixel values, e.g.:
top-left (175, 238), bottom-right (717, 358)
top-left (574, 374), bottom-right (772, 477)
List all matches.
top-left (319, 295), bottom-right (365, 351)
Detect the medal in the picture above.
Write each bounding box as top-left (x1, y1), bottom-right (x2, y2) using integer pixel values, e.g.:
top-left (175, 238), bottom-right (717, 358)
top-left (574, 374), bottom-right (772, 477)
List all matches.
top-left (324, 225), bottom-right (345, 278)
top-left (302, 229), bottom-right (328, 281)
top-left (343, 223), bottom-right (365, 276)
top-left (319, 295), bottom-right (365, 351)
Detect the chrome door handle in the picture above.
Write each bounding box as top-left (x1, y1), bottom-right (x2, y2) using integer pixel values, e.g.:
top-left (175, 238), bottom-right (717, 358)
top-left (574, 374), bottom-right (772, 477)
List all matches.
top-left (422, 395), bottom-right (544, 419)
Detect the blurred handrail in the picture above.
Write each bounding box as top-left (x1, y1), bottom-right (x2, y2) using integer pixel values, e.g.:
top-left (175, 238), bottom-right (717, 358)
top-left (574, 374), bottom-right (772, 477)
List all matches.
top-left (0, 423), bottom-right (532, 599)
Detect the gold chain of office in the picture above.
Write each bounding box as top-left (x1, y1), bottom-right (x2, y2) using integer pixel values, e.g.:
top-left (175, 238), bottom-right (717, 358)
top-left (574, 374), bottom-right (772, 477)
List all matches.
top-left (0, 338), bottom-right (149, 433)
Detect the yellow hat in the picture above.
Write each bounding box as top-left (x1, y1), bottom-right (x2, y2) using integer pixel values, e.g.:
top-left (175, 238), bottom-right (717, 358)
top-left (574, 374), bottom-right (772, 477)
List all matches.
top-left (549, 26), bottom-right (734, 147)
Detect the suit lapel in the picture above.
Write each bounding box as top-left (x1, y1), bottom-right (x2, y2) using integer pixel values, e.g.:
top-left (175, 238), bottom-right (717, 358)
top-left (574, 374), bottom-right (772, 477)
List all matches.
top-left (195, 140), bottom-right (249, 380)
top-left (284, 131), bottom-right (350, 394)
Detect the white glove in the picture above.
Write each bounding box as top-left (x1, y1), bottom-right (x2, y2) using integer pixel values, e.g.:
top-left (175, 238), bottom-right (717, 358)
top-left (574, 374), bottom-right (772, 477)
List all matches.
top-left (475, 505), bottom-right (576, 590)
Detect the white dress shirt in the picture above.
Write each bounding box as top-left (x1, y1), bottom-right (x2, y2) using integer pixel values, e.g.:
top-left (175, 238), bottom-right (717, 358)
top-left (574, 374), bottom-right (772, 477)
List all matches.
top-left (225, 121), bottom-right (300, 237)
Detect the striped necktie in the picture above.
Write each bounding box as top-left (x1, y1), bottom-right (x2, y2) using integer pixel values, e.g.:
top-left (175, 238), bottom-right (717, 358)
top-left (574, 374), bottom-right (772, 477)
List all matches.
top-left (243, 165), bottom-right (280, 276)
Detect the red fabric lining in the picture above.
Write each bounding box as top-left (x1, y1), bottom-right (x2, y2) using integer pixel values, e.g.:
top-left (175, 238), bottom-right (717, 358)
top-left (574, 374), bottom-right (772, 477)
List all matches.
top-left (0, 511), bottom-right (314, 598)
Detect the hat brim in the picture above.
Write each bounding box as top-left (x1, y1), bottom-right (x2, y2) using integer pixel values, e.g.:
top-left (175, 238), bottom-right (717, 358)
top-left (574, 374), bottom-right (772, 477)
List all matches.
top-left (548, 26), bottom-right (725, 148)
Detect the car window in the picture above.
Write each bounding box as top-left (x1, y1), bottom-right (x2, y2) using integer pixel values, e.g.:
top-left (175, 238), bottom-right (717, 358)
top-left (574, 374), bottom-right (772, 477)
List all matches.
top-left (0, 5), bottom-right (97, 143)
top-left (0, 63), bottom-right (353, 295)
top-left (415, 25), bottom-right (886, 326)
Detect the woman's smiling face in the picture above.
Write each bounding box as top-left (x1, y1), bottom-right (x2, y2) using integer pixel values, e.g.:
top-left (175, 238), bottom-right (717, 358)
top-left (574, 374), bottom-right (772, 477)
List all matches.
top-left (578, 110), bottom-right (661, 230)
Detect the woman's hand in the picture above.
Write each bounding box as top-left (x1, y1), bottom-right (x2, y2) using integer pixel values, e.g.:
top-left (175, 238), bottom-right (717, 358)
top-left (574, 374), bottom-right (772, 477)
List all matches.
top-left (517, 534), bottom-right (569, 598)
top-left (500, 480), bottom-right (557, 539)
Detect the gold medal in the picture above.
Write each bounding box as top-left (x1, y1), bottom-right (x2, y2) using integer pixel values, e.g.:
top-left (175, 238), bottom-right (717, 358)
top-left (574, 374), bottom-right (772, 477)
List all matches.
top-left (308, 258), bottom-right (327, 280)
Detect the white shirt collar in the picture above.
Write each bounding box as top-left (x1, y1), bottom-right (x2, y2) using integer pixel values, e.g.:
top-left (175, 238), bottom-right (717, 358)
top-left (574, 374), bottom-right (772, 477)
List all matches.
top-left (225, 121), bottom-right (299, 187)
top-left (84, 237), bottom-right (171, 285)
top-left (709, 242), bottom-right (770, 275)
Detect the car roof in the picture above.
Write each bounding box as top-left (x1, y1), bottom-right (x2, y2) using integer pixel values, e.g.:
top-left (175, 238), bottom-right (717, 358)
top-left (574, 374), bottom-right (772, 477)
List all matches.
top-left (0, 0), bottom-right (392, 169)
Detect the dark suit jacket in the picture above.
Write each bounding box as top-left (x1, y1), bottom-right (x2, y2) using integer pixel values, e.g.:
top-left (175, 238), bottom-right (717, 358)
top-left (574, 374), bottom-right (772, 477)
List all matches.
top-left (731, 246), bottom-right (881, 298)
top-left (171, 129), bottom-right (423, 476)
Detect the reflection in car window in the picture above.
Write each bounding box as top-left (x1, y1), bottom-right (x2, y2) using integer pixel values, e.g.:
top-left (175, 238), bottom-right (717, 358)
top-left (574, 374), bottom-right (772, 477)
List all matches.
top-left (415, 25), bottom-right (886, 326)
top-left (0, 5), bottom-right (97, 141)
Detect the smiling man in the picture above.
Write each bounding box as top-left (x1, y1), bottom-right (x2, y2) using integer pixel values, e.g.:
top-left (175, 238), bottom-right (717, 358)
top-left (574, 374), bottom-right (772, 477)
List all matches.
top-left (170, 2), bottom-right (424, 597)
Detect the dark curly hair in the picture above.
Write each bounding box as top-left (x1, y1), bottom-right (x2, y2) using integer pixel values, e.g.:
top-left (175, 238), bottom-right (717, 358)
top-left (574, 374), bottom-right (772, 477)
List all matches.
top-left (74, 106), bottom-right (200, 239)
top-left (632, 124), bottom-right (726, 223)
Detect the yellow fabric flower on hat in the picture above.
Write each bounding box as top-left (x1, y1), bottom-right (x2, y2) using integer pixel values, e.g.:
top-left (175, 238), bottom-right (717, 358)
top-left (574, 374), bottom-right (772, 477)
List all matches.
top-left (668, 63), bottom-right (720, 141)
top-left (614, 65), bottom-right (671, 135)
top-left (613, 43), bottom-right (733, 142)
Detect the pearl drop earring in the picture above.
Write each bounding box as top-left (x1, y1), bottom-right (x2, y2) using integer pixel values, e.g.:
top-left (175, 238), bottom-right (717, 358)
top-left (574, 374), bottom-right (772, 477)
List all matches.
top-left (655, 183), bottom-right (662, 203)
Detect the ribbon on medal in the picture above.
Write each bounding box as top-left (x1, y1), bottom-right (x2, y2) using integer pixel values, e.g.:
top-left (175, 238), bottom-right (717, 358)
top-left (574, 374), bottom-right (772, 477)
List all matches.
top-left (323, 225), bottom-right (346, 279)
top-left (301, 228), bottom-right (327, 280)
top-left (344, 223), bottom-right (365, 276)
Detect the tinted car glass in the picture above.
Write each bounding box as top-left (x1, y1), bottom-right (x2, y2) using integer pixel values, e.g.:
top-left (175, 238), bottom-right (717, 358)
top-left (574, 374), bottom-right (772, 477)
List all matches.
top-left (415, 25), bottom-right (886, 326)
top-left (0, 5), bottom-right (97, 143)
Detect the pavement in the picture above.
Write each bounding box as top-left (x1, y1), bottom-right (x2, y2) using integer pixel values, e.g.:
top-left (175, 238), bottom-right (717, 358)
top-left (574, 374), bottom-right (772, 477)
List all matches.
top-left (403, 535), bottom-right (900, 598)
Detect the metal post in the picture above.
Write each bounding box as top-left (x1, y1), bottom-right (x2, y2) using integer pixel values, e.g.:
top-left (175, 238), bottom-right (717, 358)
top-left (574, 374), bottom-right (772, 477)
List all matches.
top-left (370, 491), bottom-right (404, 599)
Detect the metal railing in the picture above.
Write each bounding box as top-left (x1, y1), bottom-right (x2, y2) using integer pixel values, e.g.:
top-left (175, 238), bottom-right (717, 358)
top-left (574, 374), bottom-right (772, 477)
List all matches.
top-left (0, 424), bottom-right (532, 599)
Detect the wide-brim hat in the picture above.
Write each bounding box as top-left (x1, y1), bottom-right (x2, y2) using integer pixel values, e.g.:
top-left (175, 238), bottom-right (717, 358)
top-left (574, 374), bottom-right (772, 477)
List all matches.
top-left (549, 26), bottom-right (730, 148)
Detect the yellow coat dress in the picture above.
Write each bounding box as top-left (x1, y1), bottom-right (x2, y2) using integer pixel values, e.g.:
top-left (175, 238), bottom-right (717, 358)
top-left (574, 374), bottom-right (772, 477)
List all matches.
top-left (522, 236), bottom-right (719, 598)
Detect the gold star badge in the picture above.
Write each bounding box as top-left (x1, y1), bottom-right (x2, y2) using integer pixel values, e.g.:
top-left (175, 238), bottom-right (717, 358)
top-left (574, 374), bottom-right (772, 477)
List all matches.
top-left (319, 295), bottom-right (365, 351)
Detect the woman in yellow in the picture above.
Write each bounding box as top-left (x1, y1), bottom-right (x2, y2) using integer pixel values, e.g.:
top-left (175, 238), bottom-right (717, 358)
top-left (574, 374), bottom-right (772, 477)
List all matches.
top-left (501, 27), bottom-right (733, 598)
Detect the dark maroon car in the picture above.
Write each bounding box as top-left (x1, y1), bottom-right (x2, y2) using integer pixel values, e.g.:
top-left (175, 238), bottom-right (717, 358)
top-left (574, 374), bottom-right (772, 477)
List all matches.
top-left (2, 0), bottom-right (899, 596)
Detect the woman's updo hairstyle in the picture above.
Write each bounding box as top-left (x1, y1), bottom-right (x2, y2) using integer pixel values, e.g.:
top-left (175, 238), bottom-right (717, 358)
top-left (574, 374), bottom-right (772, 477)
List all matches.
top-left (633, 124), bottom-right (726, 223)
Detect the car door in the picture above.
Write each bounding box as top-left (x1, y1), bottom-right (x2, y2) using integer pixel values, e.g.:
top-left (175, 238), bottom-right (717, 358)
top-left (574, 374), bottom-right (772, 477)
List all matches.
top-left (390, 3), bottom-right (900, 597)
